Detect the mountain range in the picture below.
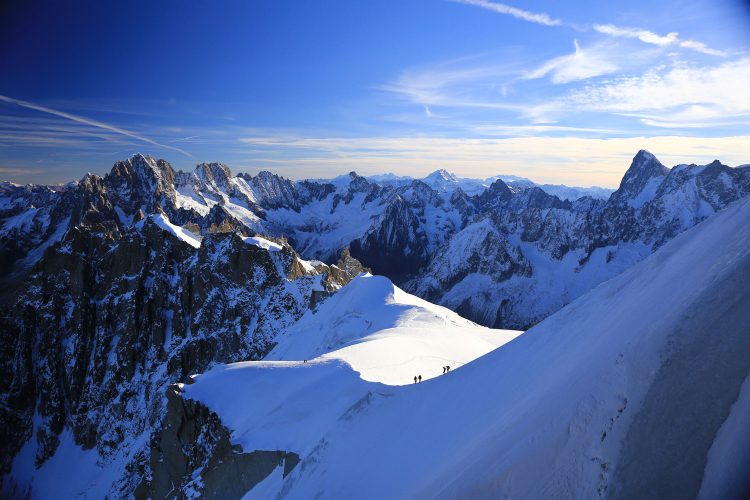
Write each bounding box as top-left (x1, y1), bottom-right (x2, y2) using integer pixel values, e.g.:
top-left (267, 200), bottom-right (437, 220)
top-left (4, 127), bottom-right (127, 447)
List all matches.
top-left (1, 150), bottom-right (749, 497)
top-left (180, 191), bottom-right (750, 499)
top-left (3, 150), bottom-right (748, 328)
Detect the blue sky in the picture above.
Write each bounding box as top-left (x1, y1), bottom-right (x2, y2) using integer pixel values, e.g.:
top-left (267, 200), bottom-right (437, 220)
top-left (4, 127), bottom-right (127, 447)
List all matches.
top-left (1, 0), bottom-right (749, 187)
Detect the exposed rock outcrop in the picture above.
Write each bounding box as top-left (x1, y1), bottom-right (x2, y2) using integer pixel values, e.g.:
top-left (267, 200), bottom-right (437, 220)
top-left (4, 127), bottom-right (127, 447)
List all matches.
top-left (139, 385), bottom-right (299, 499)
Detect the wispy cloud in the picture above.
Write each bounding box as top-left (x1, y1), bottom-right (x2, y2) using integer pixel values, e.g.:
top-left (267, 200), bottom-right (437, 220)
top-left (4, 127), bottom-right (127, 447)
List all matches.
top-left (380, 60), bottom-right (526, 111)
top-left (567, 58), bottom-right (750, 116)
top-left (452, 0), bottom-right (726, 57)
top-left (450, 0), bottom-right (562, 27)
top-left (523, 40), bottom-right (619, 84)
top-left (678, 40), bottom-right (727, 57)
top-left (594, 24), bottom-right (678, 46)
top-left (0, 95), bottom-right (193, 157)
top-left (593, 24), bottom-right (727, 57)
top-left (380, 48), bottom-right (750, 134)
top-left (469, 124), bottom-right (625, 136)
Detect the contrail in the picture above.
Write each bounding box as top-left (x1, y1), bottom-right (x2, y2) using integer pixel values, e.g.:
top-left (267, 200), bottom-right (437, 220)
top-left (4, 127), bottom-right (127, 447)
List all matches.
top-left (0, 94), bottom-right (193, 157)
top-left (450, 0), bottom-right (562, 27)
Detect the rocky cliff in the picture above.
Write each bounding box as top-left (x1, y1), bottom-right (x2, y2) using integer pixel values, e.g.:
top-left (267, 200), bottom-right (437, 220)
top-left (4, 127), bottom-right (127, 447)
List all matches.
top-left (0, 155), bottom-right (366, 496)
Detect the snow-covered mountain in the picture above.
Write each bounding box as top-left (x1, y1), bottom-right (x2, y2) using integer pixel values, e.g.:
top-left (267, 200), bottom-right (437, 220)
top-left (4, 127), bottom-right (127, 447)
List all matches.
top-left (0, 155), bottom-right (370, 496)
top-left (6, 271), bottom-right (520, 497)
top-left (363, 169), bottom-right (615, 200)
top-left (172, 187), bottom-right (750, 499)
top-left (3, 151), bottom-right (749, 329)
top-left (140, 273), bottom-right (520, 498)
top-left (266, 274), bottom-right (520, 385)
top-left (407, 150), bottom-right (750, 328)
top-left (1, 150), bottom-right (749, 496)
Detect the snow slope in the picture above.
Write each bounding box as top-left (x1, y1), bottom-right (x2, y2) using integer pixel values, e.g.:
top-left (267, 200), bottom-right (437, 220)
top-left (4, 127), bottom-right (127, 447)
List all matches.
top-left (266, 274), bottom-right (520, 385)
top-left (150, 213), bottom-right (202, 248)
top-left (184, 194), bottom-right (750, 499)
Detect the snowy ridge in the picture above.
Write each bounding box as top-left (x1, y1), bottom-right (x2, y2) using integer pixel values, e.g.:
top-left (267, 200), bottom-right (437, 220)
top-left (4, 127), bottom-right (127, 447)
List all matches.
top-left (149, 213), bottom-right (202, 248)
top-left (185, 192), bottom-right (750, 499)
top-left (362, 169), bottom-right (616, 200)
top-left (265, 273), bottom-right (520, 384)
top-left (242, 236), bottom-right (283, 252)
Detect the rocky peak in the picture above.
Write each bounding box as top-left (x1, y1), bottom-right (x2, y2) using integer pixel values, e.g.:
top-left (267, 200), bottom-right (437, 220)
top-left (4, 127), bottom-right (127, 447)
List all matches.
top-left (518, 186), bottom-right (569, 210)
top-left (425, 169), bottom-right (457, 183)
top-left (200, 204), bottom-right (250, 235)
top-left (105, 154), bottom-right (177, 213)
top-left (421, 169), bottom-right (462, 196)
top-left (194, 162), bottom-right (232, 188)
top-left (449, 187), bottom-right (476, 218)
top-left (475, 178), bottom-right (512, 211)
top-left (249, 170), bottom-right (277, 184)
top-left (347, 172), bottom-right (372, 193)
top-left (296, 180), bottom-right (336, 202)
top-left (402, 180), bottom-right (443, 207)
top-left (243, 171), bottom-right (301, 211)
top-left (349, 194), bottom-right (428, 281)
top-left (68, 173), bottom-right (121, 231)
top-left (610, 150), bottom-right (669, 206)
top-left (113, 153), bottom-right (175, 186)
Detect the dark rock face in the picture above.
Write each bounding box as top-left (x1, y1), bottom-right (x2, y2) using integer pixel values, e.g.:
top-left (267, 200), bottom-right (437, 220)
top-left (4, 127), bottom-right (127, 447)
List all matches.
top-left (609, 149), bottom-right (670, 206)
top-left (0, 157), bottom-right (366, 496)
top-left (106, 154), bottom-right (177, 214)
top-left (475, 179), bottom-right (512, 212)
top-left (0, 182), bottom-right (72, 300)
top-left (200, 204), bottom-right (251, 235)
top-left (240, 171), bottom-right (303, 211)
top-left (406, 151), bottom-right (750, 329)
top-left (140, 385), bottom-right (299, 499)
top-left (350, 195), bottom-right (429, 281)
top-left (0, 219), bottom-right (324, 489)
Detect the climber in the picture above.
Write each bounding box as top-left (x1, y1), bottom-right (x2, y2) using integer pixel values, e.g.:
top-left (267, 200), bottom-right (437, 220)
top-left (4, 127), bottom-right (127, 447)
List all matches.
top-left (446, 365), bottom-right (450, 372)
top-left (418, 375), bottom-right (422, 383)
top-left (442, 366), bottom-right (446, 374)
top-left (414, 375), bottom-right (417, 384)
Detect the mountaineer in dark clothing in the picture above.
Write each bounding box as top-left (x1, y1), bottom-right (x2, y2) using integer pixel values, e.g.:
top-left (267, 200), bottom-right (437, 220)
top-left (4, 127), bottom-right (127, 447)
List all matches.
top-left (418, 375), bottom-right (422, 382)
top-left (414, 376), bottom-right (417, 384)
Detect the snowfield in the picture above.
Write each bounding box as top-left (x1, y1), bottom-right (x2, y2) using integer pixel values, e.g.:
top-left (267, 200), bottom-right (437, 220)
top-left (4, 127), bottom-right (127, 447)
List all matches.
top-left (184, 195), bottom-right (750, 499)
top-left (266, 273), bottom-right (520, 385)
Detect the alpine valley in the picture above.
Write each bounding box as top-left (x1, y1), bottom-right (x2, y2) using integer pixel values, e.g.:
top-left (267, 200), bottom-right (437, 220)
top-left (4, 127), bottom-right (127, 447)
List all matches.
top-left (1, 150), bottom-right (749, 498)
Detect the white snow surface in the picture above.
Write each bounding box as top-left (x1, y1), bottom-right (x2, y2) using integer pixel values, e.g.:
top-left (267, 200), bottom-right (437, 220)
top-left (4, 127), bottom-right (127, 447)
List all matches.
top-left (242, 235), bottom-right (283, 252)
top-left (266, 273), bottom-right (520, 384)
top-left (184, 195), bottom-right (750, 499)
top-left (629, 175), bottom-right (663, 208)
top-left (150, 213), bottom-right (202, 248)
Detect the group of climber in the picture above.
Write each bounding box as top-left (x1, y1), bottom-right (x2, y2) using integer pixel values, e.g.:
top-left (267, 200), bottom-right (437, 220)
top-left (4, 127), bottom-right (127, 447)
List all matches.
top-left (413, 365), bottom-right (451, 383)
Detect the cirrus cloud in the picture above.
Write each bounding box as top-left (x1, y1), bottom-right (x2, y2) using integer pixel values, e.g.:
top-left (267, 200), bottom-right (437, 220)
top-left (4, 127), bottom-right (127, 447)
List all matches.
top-left (594, 24), bottom-right (727, 57)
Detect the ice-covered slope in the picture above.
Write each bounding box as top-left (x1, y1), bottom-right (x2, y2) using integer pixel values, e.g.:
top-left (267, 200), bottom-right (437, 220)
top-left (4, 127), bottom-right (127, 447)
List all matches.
top-left (184, 194), bottom-right (750, 499)
top-left (266, 274), bottom-right (520, 385)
